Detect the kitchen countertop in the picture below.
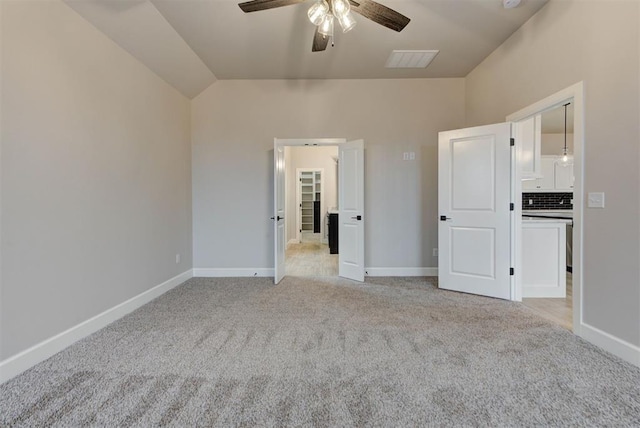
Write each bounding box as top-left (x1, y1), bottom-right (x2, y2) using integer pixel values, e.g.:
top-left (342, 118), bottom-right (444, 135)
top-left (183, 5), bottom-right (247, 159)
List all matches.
top-left (523, 216), bottom-right (572, 224)
top-left (522, 210), bottom-right (573, 220)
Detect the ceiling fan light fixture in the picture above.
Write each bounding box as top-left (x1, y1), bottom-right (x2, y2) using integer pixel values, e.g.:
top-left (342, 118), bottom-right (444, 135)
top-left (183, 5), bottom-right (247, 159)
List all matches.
top-left (308, 0), bottom-right (329, 25)
top-left (331, 0), bottom-right (350, 17)
top-left (336, 10), bottom-right (357, 32)
top-left (318, 14), bottom-right (334, 37)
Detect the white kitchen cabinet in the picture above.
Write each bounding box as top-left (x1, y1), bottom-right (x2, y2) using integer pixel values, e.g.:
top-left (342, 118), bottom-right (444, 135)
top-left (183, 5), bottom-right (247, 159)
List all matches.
top-left (522, 219), bottom-right (568, 298)
top-left (554, 162), bottom-right (574, 190)
top-left (522, 156), bottom-right (574, 192)
top-left (517, 114), bottom-right (542, 180)
top-left (522, 156), bottom-right (556, 191)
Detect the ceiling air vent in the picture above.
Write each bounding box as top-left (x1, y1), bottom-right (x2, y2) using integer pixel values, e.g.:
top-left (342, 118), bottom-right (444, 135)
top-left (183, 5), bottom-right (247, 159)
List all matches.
top-left (385, 50), bottom-right (439, 69)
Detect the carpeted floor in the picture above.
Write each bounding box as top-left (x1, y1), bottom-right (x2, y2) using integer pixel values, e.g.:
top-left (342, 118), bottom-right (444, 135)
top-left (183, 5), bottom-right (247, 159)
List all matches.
top-left (1, 276), bottom-right (639, 427)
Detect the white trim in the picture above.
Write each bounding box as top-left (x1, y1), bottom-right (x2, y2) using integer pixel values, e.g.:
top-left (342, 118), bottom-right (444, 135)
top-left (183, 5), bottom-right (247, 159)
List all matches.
top-left (274, 138), bottom-right (346, 148)
top-left (580, 323), bottom-right (640, 368)
top-left (193, 268), bottom-right (274, 277)
top-left (0, 269), bottom-right (193, 384)
top-left (511, 122), bottom-right (522, 301)
top-left (365, 267), bottom-right (438, 277)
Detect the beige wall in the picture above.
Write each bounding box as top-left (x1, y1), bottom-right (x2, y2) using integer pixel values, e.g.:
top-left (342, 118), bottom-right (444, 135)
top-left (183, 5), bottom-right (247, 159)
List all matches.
top-left (1, 0), bottom-right (192, 359)
top-left (541, 133), bottom-right (574, 156)
top-left (285, 146), bottom-right (338, 243)
top-left (466, 0), bottom-right (640, 346)
top-left (191, 79), bottom-right (465, 271)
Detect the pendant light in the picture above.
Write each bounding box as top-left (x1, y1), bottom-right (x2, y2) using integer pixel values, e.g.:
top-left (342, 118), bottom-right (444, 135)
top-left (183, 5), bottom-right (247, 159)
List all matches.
top-left (558, 102), bottom-right (573, 166)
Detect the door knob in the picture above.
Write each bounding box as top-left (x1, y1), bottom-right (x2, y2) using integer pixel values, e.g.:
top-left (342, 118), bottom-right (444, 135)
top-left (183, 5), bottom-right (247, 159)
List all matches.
top-left (351, 215), bottom-right (362, 220)
top-left (270, 216), bottom-right (284, 221)
top-left (440, 215), bottom-right (451, 221)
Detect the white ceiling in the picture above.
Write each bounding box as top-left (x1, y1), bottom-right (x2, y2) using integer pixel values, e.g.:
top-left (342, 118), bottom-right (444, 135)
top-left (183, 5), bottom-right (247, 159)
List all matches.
top-left (66, 0), bottom-right (549, 98)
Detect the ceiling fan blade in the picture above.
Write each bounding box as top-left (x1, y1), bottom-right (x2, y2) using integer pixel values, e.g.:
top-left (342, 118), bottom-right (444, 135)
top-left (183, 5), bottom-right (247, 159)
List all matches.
top-left (238, 0), bottom-right (305, 13)
top-left (312, 27), bottom-right (330, 52)
top-left (348, 0), bottom-right (410, 32)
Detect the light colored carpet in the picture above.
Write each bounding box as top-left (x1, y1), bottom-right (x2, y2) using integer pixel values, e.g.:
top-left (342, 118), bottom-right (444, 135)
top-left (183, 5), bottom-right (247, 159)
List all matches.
top-left (1, 276), bottom-right (639, 426)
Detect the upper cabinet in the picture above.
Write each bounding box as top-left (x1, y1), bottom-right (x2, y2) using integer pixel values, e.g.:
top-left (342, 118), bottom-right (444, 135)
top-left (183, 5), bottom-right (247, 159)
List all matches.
top-left (522, 156), bottom-right (573, 192)
top-left (517, 114), bottom-right (542, 180)
top-left (554, 162), bottom-right (574, 190)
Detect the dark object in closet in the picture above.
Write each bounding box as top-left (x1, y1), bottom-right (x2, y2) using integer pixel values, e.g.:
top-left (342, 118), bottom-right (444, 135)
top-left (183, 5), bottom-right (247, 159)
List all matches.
top-left (328, 212), bottom-right (339, 254)
top-left (313, 201), bottom-right (321, 233)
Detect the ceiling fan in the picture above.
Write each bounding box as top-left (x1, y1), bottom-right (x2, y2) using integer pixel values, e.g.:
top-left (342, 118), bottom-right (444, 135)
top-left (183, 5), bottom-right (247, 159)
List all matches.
top-left (238, 0), bottom-right (410, 52)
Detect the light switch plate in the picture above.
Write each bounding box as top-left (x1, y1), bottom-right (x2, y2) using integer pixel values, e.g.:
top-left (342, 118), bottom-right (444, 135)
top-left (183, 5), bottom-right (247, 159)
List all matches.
top-left (587, 192), bottom-right (605, 208)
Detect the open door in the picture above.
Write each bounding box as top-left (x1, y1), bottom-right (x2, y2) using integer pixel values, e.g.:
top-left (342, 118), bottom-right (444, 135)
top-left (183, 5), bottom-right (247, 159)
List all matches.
top-left (339, 139), bottom-right (365, 282)
top-left (438, 123), bottom-right (513, 299)
top-left (274, 144), bottom-right (286, 284)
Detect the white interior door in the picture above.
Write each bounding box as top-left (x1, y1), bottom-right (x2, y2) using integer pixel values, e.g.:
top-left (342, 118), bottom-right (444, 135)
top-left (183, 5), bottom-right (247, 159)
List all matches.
top-left (274, 144), bottom-right (286, 284)
top-left (339, 139), bottom-right (364, 282)
top-left (438, 123), bottom-right (513, 299)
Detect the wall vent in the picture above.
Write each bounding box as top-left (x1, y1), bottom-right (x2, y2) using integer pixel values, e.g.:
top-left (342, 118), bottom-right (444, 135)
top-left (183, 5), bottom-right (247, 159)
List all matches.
top-left (385, 50), bottom-right (439, 69)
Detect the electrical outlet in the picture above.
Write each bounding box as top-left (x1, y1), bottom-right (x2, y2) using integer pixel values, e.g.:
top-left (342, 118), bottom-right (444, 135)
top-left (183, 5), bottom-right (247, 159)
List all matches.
top-left (175, 254), bottom-right (180, 264)
top-left (403, 152), bottom-right (409, 161)
top-left (409, 152), bottom-right (415, 160)
top-left (433, 248), bottom-right (438, 257)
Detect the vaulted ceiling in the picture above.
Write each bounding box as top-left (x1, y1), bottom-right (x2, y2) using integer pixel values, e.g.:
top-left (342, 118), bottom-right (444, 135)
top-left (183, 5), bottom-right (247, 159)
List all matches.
top-left (64, 0), bottom-right (548, 98)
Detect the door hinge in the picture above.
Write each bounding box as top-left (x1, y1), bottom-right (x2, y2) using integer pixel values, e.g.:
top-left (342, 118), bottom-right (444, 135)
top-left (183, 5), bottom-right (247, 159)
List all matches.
top-left (510, 267), bottom-right (514, 276)
top-left (510, 203), bottom-right (514, 211)
top-left (510, 138), bottom-right (515, 147)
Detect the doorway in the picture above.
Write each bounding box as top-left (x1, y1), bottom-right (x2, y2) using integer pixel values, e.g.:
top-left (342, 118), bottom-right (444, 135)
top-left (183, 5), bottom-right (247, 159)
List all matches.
top-left (288, 149), bottom-right (338, 276)
top-left (507, 82), bottom-right (584, 334)
top-left (436, 82), bottom-right (584, 335)
top-left (518, 102), bottom-right (575, 330)
top-left (273, 138), bottom-right (365, 283)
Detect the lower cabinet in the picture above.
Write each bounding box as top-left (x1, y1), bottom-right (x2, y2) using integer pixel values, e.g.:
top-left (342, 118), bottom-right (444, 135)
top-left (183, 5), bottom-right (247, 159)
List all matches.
top-left (522, 220), bottom-right (567, 298)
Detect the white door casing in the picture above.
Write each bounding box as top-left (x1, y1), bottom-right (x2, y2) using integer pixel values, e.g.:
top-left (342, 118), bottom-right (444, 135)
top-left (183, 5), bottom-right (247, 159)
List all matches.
top-left (274, 144), bottom-right (286, 284)
top-left (438, 123), bottom-right (513, 300)
top-left (339, 139), bottom-right (365, 282)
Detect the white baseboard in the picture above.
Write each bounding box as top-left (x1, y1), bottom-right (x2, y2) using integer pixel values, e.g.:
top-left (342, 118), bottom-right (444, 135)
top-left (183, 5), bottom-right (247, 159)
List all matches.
top-left (192, 268), bottom-right (436, 278)
top-left (365, 267), bottom-right (438, 277)
top-left (580, 322), bottom-right (640, 368)
top-left (0, 269), bottom-right (193, 384)
top-left (193, 268), bottom-right (274, 277)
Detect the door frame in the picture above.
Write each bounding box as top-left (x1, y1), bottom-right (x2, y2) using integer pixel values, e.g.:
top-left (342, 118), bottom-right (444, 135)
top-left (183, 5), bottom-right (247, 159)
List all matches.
top-left (273, 138), bottom-right (346, 280)
top-left (296, 167), bottom-right (325, 243)
top-left (506, 81), bottom-right (584, 335)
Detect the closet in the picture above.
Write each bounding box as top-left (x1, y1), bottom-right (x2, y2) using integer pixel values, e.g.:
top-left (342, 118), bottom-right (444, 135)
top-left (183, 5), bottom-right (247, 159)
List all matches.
top-left (299, 170), bottom-right (322, 234)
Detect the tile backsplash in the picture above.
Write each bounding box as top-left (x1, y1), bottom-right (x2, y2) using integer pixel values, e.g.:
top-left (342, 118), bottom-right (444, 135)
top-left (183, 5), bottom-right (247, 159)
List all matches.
top-left (523, 192), bottom-right (573, 210)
